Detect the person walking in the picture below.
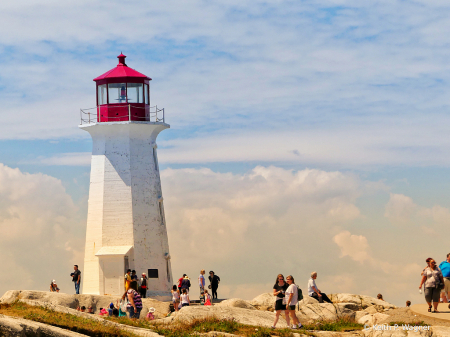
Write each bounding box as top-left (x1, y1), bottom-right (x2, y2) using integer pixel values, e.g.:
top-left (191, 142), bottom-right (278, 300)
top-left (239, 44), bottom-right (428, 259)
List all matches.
top-left (308, 272), bottom-right (332, 303)
top-left (271, 274), bottom-right (289, 329)
top-left (50, 280), bottom-right (60, 292)
top-left (180, 288), bottom-right (190, 307)
top-left (199, 270), bottom-right (206, 293)
top-left (208, 271), bottom-right (220, 300)
top-left (178, 274), bottom-right (186, 293)
top-left (70, 265), bottom-right (81, 294)
top-left (139, 273), bottom-right (148, 298)
top-left (439, 253), bottom-right (450, 309)
top-left (124, 269), bottom-right (132, 291)
top-left (171, 285), bottom-right (180, 312)
top-left (181, 275), bottom-right (191, 293)
top-left (285, 275), bottom-right (301, 329)
top-left (420, 258), bottom-right (445, 313)
top-left (126, 281), bottom-right (143, 319)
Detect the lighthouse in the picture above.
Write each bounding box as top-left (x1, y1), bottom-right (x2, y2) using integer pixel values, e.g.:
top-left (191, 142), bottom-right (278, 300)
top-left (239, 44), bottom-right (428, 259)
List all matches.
top-left (80, 54), bottom-right (172, 298)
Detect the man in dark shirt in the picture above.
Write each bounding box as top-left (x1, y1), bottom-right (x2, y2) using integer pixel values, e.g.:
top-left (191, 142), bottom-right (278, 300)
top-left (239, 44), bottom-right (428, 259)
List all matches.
top-left (208, 271), bottom-right (220, 300)
top-left (70, 265), bottom-right (81, 294)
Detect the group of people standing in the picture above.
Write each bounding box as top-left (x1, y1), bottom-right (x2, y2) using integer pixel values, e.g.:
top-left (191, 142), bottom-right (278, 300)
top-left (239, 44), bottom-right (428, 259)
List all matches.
top-left (124, 269), bottom-right (148, 298)
top-left (272, 271), bottom-right (332, 329)
top-left (171, 270), bottom-right (220, 311)
top-left (419, 253), bottom-right (450, 313)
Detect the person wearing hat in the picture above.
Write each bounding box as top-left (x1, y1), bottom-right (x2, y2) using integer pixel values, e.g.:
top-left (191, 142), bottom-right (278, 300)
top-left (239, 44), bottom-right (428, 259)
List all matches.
top-left (49, 280), bottom-right (60, 292)
top-left (139, 272), bottom-right (148, 298)
top-left (146, 307), bottom-right (155, 320)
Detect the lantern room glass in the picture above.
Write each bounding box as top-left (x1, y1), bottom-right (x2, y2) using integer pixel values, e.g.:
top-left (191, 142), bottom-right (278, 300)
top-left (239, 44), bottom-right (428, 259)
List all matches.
top-left (144, 84), bottom-right (149, 104)
top-left (108, 83), bottom-right (127, 104)
top-left (98, 84), bottom-right (107, 105)
top-left (127, 83), bottom-right (144, 103)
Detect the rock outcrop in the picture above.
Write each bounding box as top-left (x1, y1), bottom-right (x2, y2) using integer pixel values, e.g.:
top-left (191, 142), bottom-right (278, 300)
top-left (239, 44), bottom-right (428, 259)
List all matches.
top-left (216, 298), bottom-right (256, 310)
top-left (329, 294), bottom-right (396, 310)
top-left (160, 305), bottom-right (288, 328)
top-left (0, 290), bottom-right (170, 319)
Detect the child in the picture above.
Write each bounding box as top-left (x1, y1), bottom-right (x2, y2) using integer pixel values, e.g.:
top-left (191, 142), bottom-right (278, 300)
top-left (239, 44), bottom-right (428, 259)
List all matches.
top-left (146, 307), bottom-right (155, 320)
top-left (180, 288), bottom-right (190, 307)
top-left (204, 289), bottom-right (212, 306)
top-left (171, 285), bottom-right (180, 312)
top-left (50, 280), bottom-right (60, 292)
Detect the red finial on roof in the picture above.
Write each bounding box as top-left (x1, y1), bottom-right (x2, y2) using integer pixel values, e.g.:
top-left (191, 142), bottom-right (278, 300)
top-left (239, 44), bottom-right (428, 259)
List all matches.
top-left (117, 53), bottom-right (126, 66)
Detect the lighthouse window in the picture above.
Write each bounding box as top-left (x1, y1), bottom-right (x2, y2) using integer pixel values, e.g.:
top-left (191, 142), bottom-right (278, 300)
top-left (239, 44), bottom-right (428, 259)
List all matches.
top-left (108, 83), bottom-right (127, 104)
top-left (127, 83), bottom-right (144, 103)
top-left (144, 84), bottom-right (149, 105)
top-left (97, 84), bottom-right (107, 105)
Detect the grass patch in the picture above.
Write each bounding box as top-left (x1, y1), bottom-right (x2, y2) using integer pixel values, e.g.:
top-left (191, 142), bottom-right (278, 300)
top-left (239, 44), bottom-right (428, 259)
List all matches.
top-left (301, 318), bottom-right (364, 332)
top-left (0, 301), bottom-right (138, 337)
top-left (389, 321), bottom-right (429, 327)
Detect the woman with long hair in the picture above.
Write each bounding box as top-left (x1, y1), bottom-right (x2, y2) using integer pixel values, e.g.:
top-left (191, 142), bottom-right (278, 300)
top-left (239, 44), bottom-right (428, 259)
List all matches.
top-left (271, 274), bottom-right (289, 329)
top-left (285, 275), bottom-right (301, 329)
top-left (171, 285), bottom-right (180, 312)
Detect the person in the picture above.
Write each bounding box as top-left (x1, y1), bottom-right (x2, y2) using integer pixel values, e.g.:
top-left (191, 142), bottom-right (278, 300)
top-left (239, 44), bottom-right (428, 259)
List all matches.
top-left (99, 307), bottom-right (108, 316)
top-left (419, 258), bottom-right (445, 313)
top-left (181, 275), bottom-right (191, 293)
top-left (439, 253), bottom-right (450, 309)
top-left (112, 307), bottom-right (119, 317)
top-left (139, 273), bottom-right (148, 298)
top-left (377, 294), bottom-right (384, 301)
top-left (127, 280), bottom-right (143, 319)
top-left (108, 303), bottom-right (114, 316)
top-left (116, 298), bottom-right (127, 317)
top-left (271, 274), bottom-right (289, 329)
top-left (208, 271), bottom-right (220, 300)
top-left (180, 288), bottom-right (190, 307)
top-left (178, 274), bottom-right (186, 293)
top-left (285, 275), bottom-right (302, 329)
top-left (71, 265), bottom-right (81, 294)
top-left (76, 307), bottom-right (81, 311)
top-left (406, 301), bottom-right (411, 307)
top-left (50, 280), bottom-right (60, 292)
top-left (204, 289), bottom-right (212, 306)
top-left (146, 307), bottom-right (155, 321)
top-left (80, 306), bottom-right (86, 312)
top-left (87, 306), bottom-right (94, 314)
top-left (124, 269), bottom-right (132, 291)
top-left (131, 270), bottom-right (138, 281)
top-left (308, 272), bottom-right (332, 303)
top-left (172, 285), bottom-right (180, 312)
top-left (199, 270), bottom-right (206, 293)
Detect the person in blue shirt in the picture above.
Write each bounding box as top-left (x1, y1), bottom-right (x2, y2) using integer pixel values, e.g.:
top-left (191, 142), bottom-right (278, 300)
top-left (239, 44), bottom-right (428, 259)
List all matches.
top-left (439, 253), bottom-right (450, 308)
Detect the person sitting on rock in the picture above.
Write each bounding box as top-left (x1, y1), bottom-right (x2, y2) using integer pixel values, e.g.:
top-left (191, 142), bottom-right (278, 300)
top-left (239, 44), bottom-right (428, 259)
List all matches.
top-left (308, 271), bottom-right (332, 304)
top-left (87, 306), bottom-right (94, 314)
top-left (80, 306), bottom-right (86, 312)
top-left (49, 280), bottom-right (60, 292)
top-left (377, 294), bottom-right (384, 301)
top-left (406, 301), bottom-right (411, 307)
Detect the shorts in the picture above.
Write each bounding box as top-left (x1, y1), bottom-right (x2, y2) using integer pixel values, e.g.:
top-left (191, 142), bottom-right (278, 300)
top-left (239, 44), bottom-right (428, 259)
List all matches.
top-left (425, 287), bottom-right (440, 303)
top-left (442, 278), bottom-right (450, 294)
top-left (275, 300), bottom-right (286, 311)
top-left (173, 299), bottom-right (180, 304)
top-left (287, 305), bottom-right (296, 311)
top-left (182, 303), bottom-right (189, 307)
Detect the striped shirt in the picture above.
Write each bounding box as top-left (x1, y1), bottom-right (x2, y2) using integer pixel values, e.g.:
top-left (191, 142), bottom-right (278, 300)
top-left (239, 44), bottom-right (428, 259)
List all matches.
top-left (127, 289), bottom-right (143, 309)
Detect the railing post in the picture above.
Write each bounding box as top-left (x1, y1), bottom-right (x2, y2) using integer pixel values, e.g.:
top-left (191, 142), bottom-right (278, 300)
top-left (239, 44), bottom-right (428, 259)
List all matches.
top-left (88, 112), bottom-right (91, 124)
top-left (163, 108), bottom-right (165, 123)
top-left (80, 109), bottom-right (82, 125)
top-left (128, 104), bottom-right (131, 121)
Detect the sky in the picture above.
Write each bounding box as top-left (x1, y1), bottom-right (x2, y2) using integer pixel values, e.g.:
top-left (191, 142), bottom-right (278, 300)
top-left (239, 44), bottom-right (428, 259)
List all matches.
top-left (1, 0), bottom-right (450, 307)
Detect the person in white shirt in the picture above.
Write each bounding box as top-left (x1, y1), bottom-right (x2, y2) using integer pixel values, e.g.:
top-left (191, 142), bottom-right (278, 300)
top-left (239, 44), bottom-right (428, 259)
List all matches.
top-left (285, 275), bottom-right (301, 329)
top-left (308, 271), bottom-right (332, 303)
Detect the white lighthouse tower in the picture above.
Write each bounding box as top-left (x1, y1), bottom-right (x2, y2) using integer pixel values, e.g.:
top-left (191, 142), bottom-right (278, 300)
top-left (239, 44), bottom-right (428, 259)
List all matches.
top-left (80, 54), bottom-right (172, 298)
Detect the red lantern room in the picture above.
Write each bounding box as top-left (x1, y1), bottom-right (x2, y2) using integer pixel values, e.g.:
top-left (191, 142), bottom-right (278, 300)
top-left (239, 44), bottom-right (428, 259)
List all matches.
top-left (94, 54), bottom-right (151, 122)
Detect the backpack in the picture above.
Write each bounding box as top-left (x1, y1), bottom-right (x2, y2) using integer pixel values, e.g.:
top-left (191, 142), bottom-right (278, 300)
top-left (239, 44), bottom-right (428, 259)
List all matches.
top-left (297, 286), bottom-right (303, 301)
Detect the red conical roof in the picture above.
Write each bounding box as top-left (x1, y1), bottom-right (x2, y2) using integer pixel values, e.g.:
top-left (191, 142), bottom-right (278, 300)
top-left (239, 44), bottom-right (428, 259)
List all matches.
top-left (93, 54), bottom-right (151, 81)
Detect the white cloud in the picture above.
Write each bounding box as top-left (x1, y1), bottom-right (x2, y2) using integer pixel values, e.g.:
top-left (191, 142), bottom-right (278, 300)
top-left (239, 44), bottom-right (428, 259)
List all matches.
top-left (0, 164), bottom-right (85, 296)
top-left (22, 152), bottom-right (91, 166)
top-left (332, 231), bottom-right (370, 263)
top-left (384, 193), bottom-right (417, 225)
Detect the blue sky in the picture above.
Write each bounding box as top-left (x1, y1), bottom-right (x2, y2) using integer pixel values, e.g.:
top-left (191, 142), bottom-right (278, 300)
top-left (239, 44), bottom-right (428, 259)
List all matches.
top-left (1, 0), bottom-right (450, 305)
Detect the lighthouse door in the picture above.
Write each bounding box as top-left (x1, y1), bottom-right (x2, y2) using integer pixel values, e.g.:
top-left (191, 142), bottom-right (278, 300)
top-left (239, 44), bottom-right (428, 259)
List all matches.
top-left (100, 256), bottom-right (124, 296)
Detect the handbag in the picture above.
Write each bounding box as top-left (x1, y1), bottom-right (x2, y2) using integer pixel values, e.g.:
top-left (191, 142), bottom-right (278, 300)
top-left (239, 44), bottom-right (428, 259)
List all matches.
top-left (120, 299), bottom-right (128, 312)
